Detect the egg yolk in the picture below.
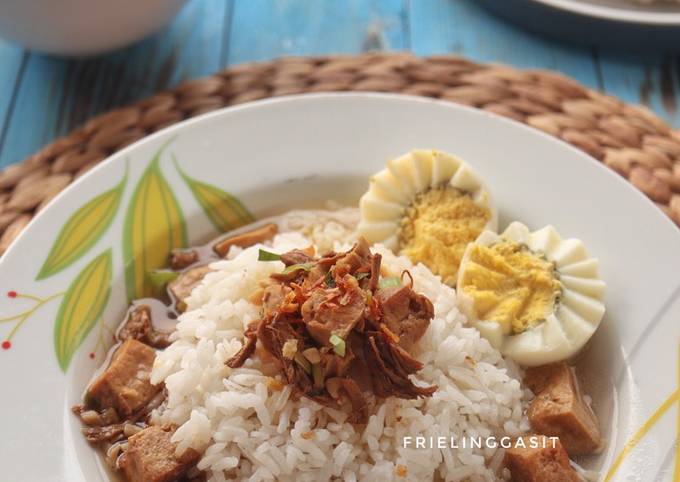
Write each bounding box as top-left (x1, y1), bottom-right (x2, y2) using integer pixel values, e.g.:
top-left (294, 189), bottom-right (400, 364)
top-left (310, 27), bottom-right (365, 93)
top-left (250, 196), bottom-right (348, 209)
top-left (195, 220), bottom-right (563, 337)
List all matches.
top-left (398, 186), bottom-right (490, 285)
top-left (459, 241), bottom-right (562, 334)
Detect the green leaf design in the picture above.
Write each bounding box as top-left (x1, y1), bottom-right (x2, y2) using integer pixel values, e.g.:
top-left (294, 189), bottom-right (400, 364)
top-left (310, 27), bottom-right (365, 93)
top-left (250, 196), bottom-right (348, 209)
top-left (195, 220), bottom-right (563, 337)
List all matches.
top-left (123, 142), bottom-right (187, 301)
top-left (37, 168), bottom-right (126, 280)
top-left (174, 155), bottom-right (254, 232)
top-left (54, 249), bottom-right (112, 372)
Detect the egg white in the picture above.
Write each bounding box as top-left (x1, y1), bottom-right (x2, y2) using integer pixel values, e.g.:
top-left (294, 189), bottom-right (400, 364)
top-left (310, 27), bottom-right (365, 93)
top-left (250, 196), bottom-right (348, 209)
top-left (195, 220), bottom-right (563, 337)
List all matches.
top-left (456, 222), bottom-right (606, 366)
top-left (358, 149), bottom-right (498, 251)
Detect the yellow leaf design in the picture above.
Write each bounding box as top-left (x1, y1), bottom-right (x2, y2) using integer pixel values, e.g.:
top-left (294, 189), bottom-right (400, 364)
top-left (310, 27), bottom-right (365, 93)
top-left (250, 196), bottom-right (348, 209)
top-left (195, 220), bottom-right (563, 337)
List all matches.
top-left (174, 155), bottom-right (254, 232)
top-left (37, 168), bottom-right (126, 280)
top-left (123, 143), bottom-right (186, 301)
top-left (54, 249), bottom-right (112, 371)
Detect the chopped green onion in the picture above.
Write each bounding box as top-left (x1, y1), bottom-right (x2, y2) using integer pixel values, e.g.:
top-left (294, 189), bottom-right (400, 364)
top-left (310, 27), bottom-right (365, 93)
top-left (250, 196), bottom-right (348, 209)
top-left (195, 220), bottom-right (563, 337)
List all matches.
top-left (325, 270), bottom-right (336, 287)
top-left (355, 272), bottom-right (370, 281)
top-left (312, 363), bottom-right (324, 389)
top-left (148, 269), bottom-right (180, 296)
top-left (294, 352), bottom-right (312, 374)
top-left (329, 334), bottom-right (346, 357)
top-left (280, 263), bottom-right (314, 275)
top-left (378, 276), bottom-right (402, 289)
top-left (258, 249), bottom-right (281, 261)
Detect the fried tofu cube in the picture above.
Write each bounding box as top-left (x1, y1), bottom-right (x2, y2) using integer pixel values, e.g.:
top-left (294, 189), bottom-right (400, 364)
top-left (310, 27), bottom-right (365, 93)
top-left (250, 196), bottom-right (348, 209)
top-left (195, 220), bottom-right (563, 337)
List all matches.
top-left (525, 362), bottom-right (602, 456)
top-left (87, 339), bottom-right (160, 416)
top-left (505, 435), bottom-right (579, 482)
top-left (121, 426), bottom-right (200, 482)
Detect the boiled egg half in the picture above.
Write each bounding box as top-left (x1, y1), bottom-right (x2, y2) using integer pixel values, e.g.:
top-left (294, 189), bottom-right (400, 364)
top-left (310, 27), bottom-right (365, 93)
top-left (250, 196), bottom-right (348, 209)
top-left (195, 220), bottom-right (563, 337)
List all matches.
top-left (456, 222), bottom-right (606, 366)
top-left (358, 149), bottom-right (498, 285)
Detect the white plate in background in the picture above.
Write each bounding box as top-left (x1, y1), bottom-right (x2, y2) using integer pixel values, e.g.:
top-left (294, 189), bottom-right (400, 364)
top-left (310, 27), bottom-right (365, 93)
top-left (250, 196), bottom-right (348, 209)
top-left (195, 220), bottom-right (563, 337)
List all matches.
top-left (479, 0), bottom-right (680, 48)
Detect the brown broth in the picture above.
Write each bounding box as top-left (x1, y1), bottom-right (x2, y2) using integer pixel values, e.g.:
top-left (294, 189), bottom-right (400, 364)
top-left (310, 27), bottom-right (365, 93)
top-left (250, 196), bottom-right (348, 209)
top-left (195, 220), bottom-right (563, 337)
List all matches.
top-left (79, 209), bottom-right (612, 480)
top-left (78, 216), bottom-right (290, 479)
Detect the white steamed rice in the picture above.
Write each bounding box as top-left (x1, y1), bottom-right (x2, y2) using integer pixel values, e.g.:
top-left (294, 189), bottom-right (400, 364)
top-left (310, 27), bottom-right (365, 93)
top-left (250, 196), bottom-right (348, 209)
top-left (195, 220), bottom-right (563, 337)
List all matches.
top-left (151, 211), bottom-right (530, 482)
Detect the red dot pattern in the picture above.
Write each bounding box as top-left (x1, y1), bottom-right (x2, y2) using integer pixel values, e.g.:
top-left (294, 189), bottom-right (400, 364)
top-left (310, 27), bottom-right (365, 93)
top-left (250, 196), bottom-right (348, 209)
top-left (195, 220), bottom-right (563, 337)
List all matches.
top-left (7, 291), bottom-right (17, 298)
top-left (1, 340), bottom-right (11, 350)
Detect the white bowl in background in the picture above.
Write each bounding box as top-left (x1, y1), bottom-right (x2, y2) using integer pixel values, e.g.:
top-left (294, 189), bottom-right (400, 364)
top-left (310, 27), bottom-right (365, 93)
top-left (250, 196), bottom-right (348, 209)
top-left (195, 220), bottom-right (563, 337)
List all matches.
top-left (0, 0), bottom-right (186, 56)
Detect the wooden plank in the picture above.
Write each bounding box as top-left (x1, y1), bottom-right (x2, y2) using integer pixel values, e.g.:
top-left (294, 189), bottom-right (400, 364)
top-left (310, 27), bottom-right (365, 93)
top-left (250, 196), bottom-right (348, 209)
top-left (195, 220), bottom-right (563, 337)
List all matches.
top-left (226, 0), bottom-right (408, 65)
top-left (409, 0), bottom-right (601, 90)
top-left (597, 51), bottom-right (680, 126)
top-left (0, 42), bottom-right (26, 164)
top-left (411, 0), bottom-right (680, 127)
top-left (0, 0), bottom-right (230, 168)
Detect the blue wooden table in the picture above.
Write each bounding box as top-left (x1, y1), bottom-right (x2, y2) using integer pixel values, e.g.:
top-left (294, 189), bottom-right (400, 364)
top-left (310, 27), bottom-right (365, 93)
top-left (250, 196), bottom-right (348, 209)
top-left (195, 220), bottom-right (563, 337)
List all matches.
top-left (0, 0), bottom-right (678, 170)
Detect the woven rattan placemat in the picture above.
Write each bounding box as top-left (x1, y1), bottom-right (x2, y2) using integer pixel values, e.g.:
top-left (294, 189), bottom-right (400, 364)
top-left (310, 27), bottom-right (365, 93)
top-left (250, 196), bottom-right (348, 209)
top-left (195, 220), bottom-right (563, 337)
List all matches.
top-left (1, 52), bottom-right (679, 255)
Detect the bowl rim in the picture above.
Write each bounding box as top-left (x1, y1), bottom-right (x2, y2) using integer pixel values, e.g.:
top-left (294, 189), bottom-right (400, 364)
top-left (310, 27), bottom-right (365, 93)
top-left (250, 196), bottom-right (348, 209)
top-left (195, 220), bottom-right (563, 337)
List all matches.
top-left (3, 91), bottom-right (677, 265)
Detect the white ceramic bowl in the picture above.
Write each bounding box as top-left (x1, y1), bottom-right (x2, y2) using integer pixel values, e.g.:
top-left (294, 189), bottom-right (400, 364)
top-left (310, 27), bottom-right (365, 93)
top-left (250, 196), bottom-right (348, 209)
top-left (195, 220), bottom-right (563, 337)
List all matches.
top-left (0, 93), bottom-right (678, 481)
top-left (0, 0), bottom-right (186, 56)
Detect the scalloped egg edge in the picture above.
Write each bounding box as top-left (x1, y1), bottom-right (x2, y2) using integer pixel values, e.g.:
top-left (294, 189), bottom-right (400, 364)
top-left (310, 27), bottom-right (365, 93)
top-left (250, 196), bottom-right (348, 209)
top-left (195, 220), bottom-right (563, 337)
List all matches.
top-left (456, 221), bottom-right (606, 367)
top-left (357, 149), bottom-right (499, 251)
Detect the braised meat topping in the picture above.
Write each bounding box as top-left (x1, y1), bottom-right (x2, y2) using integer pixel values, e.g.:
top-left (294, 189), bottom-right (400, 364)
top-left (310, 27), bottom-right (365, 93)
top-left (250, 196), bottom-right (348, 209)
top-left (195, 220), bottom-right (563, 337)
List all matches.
top-left (225, 237), bottom-right (437, 422)
top-left (377, 285), bottom-right (433, 350)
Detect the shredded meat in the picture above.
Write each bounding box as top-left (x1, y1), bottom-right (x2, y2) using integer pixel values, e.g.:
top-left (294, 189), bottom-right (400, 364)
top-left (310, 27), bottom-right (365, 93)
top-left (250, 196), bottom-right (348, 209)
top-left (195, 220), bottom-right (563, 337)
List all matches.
top-left (365, 333), bottom-right (437, 399)
top-left (367, 253), bottom-right (382, 292)
top-left (377, 285), bottom-right (434, 350)
top-left (302, 252), bottom-right (341, 288)
top-left (117, 305), bottom-right (172, 348)
top-left (334, 237), bottom-right (371, 276)
top-left (228, 237), bottom-right (436, 423)
top-left (301, 275), bottom-right (365, 345)
top-left (262, 282), bottom-right (293, 315)
top-left (340, 378), bottom-right (369, 423)
top-left (225, 323), bottom-right (258, 368)
top-left (281, 249), bottom-right (315, 266)
top-left (82, 423), bottom-right (126, 443)
top-left (270, 269), bottom-right (306, 283)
